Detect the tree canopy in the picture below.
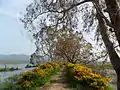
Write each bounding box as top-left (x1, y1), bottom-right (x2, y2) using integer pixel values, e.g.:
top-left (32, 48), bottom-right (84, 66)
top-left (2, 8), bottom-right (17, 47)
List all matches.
top-left (21, 0), bottom-right (120, 89)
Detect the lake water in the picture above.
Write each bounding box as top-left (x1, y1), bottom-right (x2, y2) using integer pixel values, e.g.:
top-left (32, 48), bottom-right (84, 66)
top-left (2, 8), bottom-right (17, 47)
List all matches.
top-left (0, 64), bottom-right (26, 69)
top-left (0, 64), bottom-right (34, 84)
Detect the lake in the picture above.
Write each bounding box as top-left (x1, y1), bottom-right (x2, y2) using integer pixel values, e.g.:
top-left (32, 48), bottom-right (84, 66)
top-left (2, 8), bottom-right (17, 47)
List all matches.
top-left (0, 64), bottom-right (34, 84)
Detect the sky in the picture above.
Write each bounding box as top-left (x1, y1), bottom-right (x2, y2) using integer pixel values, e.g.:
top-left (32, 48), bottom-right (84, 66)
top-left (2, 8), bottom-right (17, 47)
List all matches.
top-left (0, 0), bottom-right (36, 55)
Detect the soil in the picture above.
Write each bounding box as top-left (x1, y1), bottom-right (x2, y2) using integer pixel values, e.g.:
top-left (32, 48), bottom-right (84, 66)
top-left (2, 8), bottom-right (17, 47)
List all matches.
top-left (37, 68), bottom-right (71, 90)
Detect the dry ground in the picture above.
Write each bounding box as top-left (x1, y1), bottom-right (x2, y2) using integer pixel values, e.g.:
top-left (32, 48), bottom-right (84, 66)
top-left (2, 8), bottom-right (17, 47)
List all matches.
top-left (37, 68), bottom-right (71, 90)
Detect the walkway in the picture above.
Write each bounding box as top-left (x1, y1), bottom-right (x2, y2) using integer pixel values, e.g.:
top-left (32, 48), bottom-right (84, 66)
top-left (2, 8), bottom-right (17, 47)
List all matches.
top-left (37, 68), bottom-right (71, 90)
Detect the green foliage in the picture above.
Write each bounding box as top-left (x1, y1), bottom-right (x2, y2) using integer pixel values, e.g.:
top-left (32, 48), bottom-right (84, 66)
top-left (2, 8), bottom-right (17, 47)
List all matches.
top-left (2, 62), bottom-right (60, 90)
top-left (66, 63), bottom-right (113, 90)
top-left (0, 75), bottom-right (23, 90)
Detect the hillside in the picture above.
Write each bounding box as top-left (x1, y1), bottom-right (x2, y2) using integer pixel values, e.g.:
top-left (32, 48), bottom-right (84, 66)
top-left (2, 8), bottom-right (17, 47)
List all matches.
top-left (0, 54), bottom-right (30, 64)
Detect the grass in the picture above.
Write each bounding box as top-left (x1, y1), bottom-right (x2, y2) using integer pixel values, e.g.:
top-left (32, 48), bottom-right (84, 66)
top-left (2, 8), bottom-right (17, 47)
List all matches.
top-left (87, 62), bottom-right (113, 71)
top-left (0, 75), bottom-right (22, 90)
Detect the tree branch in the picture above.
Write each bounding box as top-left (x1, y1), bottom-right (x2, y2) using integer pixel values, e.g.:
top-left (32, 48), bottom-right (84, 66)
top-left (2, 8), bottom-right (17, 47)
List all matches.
top-left (92, 0), bottom-right (114, 29)
top-left (58, 0), bottom-right (92, 13)
top-left (28, 0), bottom-right (92, 24)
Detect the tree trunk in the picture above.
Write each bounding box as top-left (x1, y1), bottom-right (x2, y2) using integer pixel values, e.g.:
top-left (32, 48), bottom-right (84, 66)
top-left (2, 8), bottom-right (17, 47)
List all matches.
top-left (116, 69), bottom-right (120, 90)
top-left (104, 0), bottom-right (120, 89)
top-left (105, 0), bottom-right (120, 46)
top-left (97, 13), bottom-right (120, 90)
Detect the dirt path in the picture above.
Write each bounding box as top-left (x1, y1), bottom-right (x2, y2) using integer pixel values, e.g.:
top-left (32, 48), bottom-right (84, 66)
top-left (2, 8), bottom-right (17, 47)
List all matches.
top-left (37, 68), bottom-right (71, 90)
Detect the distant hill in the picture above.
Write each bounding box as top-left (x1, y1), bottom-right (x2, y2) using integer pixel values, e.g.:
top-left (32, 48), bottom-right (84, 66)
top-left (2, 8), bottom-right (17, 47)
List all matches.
top-left (0, 54), bottom-right (30, 64)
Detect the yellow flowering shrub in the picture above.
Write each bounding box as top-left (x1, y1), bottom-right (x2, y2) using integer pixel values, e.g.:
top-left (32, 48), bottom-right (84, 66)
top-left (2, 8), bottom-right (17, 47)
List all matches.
top-left (17, 62), bottom-right (60, 88)
top-left (39, 62), bottom-right (60, 70)
top-left (66, 63), bottom-right (75, 68)
top-left (48, 62), bottom-right (60, 69)
top-left (22, 71), bottom-right (35, 76)
top-left (33, 68), bottom-right (46, 77)
top-left (23, 81), bottom-right (32, 87)
top-left (66, 63), bottom-right (112, 90)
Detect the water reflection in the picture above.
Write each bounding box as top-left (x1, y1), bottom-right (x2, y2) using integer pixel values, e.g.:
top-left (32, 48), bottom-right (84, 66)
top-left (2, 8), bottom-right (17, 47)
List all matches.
top-left (0, 64), bottom-right (34, 84)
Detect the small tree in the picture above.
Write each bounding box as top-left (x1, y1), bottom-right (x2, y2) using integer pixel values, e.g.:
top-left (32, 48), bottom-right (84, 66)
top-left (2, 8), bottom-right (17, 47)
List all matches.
top-left (54, 29), bottom-right (92, 63)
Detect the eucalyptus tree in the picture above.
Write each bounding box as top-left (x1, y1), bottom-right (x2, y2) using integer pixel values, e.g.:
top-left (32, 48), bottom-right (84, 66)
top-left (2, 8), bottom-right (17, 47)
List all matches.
top-left (30, 27), bottom-right (93, 64)
top-left (54, 29), bottom-right (93, 64)
top-left (21, 0), bottom-right (120, 89)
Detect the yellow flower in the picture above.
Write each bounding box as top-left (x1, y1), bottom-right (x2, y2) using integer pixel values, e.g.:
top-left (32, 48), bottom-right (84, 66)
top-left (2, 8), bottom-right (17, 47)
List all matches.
top-left (66, 63), bottom-right (112, 89)
top-left (66, 63), bottom-right (75, 68)
top-left (106, 77), bottom-right (112, 82)
top-left (90, 82), bottom-right (97, 86)
top-left (36, 69), bottom-right (46, 77)
top-left (22, 71), bottom-right (34, 76)
top-left (16, 62), bottom-right (60, 87)
top-left (74, 76), bottom-right (81, 80)
top-left (23, 81), bottom-right (32, 87)
top-left (101, 86), bottom-right (104, 90)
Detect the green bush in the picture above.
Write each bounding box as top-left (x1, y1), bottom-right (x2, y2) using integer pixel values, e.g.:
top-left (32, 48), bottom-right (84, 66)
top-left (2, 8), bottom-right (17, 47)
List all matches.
top-left (66, 63), bottom-right (113, 90)
top-left (2, 62), bottom-right (60, 90)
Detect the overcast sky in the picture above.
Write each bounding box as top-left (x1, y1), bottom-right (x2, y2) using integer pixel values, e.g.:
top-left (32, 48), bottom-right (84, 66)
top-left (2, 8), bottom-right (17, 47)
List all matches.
top-left (0, 0), bottom-right (35, 55)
